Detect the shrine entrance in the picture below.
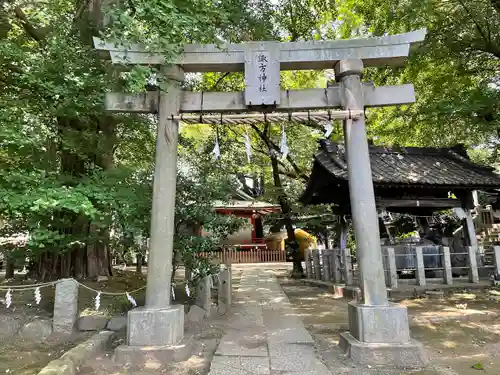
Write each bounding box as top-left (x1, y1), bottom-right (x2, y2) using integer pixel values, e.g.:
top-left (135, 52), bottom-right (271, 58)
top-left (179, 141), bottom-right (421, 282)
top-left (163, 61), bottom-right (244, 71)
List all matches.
top-left (94, 29), bottom-right (429, 368)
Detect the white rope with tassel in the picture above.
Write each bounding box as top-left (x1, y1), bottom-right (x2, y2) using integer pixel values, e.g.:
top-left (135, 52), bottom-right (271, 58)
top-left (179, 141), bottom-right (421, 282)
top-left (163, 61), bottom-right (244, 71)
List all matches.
top-left (324, 121), bottom-right (333, 138)
top-left (280, 123), bottom-right (289, 158)
top-left (244, 130), bottom-right (252, 162)
top-left (4, 289), bottom-right (12, 308)
top-left (126, 292), bottom-right (137, 307)
top-left (212, 137), bottom-right (220, 159)
top-left (34, 287), bottom-right (41, 305)
top-left (94, 292), bottom-right (101, 311)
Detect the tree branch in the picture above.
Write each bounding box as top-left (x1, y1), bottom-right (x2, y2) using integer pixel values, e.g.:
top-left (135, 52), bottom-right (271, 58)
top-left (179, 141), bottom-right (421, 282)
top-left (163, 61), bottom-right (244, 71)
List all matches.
top-left (248, 123), bottom-right (309, 182)
top-left (210, 72), bottom-right (231, 91)
top-left (74, 0), bottom-right (92, 22)
top-left (456, 0), bottom-right (495, 55)
top-left (13, 6), bottom-right (48, 42)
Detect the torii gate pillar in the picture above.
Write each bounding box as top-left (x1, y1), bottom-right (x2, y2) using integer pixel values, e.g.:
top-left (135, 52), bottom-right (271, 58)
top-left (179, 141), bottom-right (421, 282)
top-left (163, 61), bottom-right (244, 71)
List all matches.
top-left (336, 59), bottom-right (427, 368)
top-left (116, 67), bottom-right (190, 362)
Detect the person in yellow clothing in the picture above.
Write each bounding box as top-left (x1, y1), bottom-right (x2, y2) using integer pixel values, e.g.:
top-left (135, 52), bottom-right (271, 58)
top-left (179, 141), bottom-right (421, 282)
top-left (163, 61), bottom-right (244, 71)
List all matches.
top-left (294, 228), bottom-right (318, 261)
top-left (265, 228), bottom-right (317, 261)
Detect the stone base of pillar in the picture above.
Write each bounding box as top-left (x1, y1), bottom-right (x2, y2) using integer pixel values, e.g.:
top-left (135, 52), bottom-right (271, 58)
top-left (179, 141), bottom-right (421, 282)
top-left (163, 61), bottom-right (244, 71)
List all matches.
top-left (127, 305), bottom-right (185, 346)
top-left (339, 302), bottom-right (428, 368)
top-left (114, 305), bottom-right (191, 366)
top-left (114, 335), bottom-right (194, 366)
top-left (339, 332), bottom-right (427, 368)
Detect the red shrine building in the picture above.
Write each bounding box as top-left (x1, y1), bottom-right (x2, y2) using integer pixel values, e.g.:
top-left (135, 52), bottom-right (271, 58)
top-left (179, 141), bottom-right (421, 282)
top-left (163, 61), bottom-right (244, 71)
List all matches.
top-left (202, 199), bottom-right (281, 250)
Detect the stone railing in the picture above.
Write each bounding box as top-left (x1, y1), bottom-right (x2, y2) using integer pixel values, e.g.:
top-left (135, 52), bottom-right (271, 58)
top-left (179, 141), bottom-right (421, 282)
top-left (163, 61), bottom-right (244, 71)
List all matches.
top-left (304, 248), bottom-right (354, 285)
top-left (304, 245), bottom-right (500, 289)
top-left (381, 245), bottom-right (500, 288)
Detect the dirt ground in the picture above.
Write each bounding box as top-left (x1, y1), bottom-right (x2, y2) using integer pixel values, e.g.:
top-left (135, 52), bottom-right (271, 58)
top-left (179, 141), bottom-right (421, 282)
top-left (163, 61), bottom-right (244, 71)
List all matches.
top-left (280, 279), bottom-right (500, 375)
top-left (78, 269), bottom-right (245, 375)
top-left (0, 268), bottom-right (193, 375)
top-left (6, 264), bottom-right (500, 375)
top-left (0, 333), bottom-right (92, 375)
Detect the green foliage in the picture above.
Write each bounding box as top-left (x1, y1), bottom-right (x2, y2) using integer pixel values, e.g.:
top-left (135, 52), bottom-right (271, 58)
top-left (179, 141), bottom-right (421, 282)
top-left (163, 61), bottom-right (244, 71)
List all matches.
top-left (0, 0), bottom-right (252, 278)
top-left (337, 0), bottom-right (500, 151)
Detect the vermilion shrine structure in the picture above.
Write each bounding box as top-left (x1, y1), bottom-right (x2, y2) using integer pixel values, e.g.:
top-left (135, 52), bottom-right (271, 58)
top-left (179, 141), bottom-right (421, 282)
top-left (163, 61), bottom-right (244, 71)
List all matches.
top-left (94, 29), bottom-right (428, 367)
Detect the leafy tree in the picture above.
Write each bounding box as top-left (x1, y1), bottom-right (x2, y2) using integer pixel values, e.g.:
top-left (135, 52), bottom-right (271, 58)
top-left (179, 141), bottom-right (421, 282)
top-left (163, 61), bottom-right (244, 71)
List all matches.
top-left (0, 0), bottom-right (258, 280)
top-left (336, 0), bottom-right (500, 152)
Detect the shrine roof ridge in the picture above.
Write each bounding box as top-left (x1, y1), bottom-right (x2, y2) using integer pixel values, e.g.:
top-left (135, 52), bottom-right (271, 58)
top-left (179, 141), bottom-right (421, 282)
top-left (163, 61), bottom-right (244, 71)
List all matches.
top-left (313, 140), bottom-right (500, 188)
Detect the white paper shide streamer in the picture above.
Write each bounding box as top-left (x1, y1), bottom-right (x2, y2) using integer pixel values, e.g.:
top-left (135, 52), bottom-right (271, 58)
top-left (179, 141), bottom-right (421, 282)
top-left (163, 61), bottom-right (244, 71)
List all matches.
top-left (324, 121), bottom-right (333, 138)
top-left (171, 286), bottom-right (176, 301)
top-left (126, 292), bottom-right (137, 307)
top-left (212, 133), bottom-right (221, 159)
top-left (244, 131), bottom-right (252, 162)
top-left (185, 283), bottom-right (191, 297)
top-left (34, 287), bottom-right (42, 305)
top-left (4, 289), bottom-right (12, 308)
top-left (280, 124), bottom-right (289, 158)
top-left (95, 292), bottom-right (101, 311)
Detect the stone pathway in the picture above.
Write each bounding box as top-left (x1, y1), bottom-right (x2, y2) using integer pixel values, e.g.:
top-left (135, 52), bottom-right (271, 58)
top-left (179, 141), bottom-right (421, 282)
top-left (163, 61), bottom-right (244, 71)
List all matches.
top-left (209, 267), bottom-right (331, 375)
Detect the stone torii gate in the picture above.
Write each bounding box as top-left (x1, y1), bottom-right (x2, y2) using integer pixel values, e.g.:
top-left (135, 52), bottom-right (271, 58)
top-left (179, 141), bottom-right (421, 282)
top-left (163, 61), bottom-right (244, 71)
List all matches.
top-left (94, 29), bottom-right (428, 367)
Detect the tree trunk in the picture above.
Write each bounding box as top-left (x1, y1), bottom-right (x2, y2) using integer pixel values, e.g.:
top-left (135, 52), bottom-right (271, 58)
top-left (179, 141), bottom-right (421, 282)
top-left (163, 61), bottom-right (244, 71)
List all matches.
top-left (5, 256), bottom-right (14, 279)
top-left (136, 252), bottom-right (143, 274)
top-left (269, 151), bottom-right (304, 278)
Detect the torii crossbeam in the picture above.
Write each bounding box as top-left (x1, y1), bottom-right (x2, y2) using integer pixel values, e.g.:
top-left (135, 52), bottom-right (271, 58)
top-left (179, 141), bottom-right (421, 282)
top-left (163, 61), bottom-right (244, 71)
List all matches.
top-left (94, 29), bottom-right (429, 369)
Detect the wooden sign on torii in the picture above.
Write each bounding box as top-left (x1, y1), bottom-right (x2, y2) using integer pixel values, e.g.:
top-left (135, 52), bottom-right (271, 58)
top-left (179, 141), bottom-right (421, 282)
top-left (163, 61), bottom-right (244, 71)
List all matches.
top-left (94, 29), bottom-right (429, 369)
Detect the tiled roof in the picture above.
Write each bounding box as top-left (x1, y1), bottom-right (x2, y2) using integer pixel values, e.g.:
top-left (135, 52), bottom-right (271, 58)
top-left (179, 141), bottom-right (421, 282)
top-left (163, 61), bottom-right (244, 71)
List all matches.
top-left (314, 140), bottom-right (500, 187)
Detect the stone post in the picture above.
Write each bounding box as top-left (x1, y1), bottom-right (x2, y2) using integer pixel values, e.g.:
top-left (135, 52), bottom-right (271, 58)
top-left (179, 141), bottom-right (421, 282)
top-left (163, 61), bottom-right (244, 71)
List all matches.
top-left (331, 250), bottom-right (342, 282)
top-left (415, 247), bottom-right (426, 286)
top-left (467, 246), bottom-right (480, 284)
top-left (125, 66), bottom-right (186, 348)
top-left (218, 269), bottom-right (231, 314)
top-left (342, 247), bottom-right (353, 285)
top-left (53, 279), bottom-right (79, 334)
top-left (386, 247), bottom-right (398, 289)
top-left (305, 250), bottom-right (313, 279)
top-left (441, 246), bottom-right (453, 285)
top-left (196, 276), bottom-right (212, 312)
top-left (335, 59), bottom-right (426, 368)
top-left (185, 267), bottom-right (192, 282)
top-left (312, 249), bottom-right (321, 280)
top-left (493, 246), bottom-right (500, 276)
top-left (322, 250), bottom-right (331, 281)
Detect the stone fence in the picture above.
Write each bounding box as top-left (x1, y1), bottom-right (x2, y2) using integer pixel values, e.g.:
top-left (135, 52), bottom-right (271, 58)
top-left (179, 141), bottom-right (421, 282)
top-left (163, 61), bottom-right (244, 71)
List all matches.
top-left (380, 245), bottom-right (500, 288)
top-left (0, 263), bottom-right (235, 341)
top-left (305, 245), bottom-right (500, 289)
top-left (304, 248), bottom-right (354, 285)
